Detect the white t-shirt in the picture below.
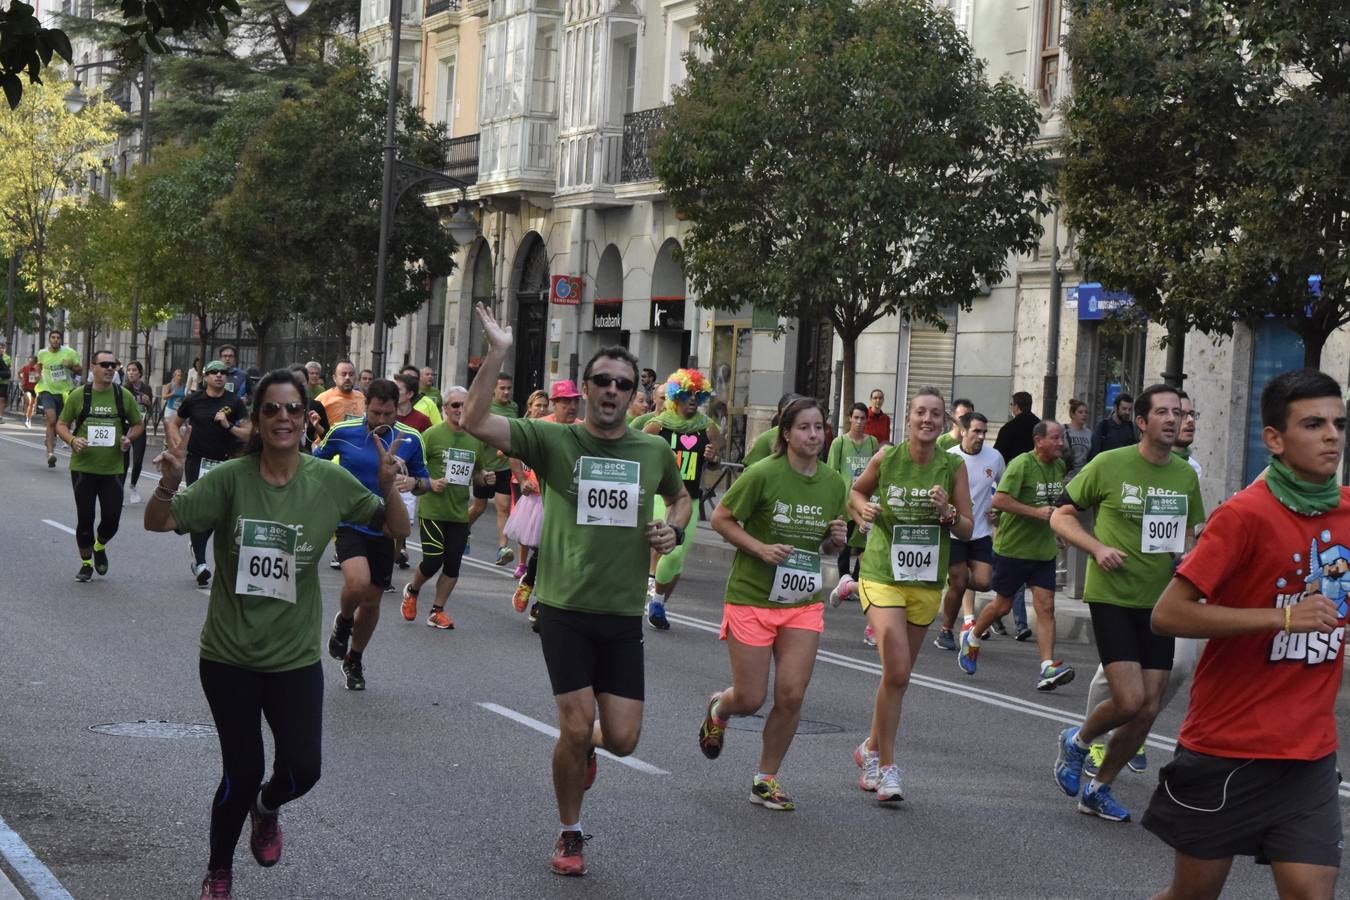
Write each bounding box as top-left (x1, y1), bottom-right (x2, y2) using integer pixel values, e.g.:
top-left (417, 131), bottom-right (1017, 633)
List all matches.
top-left (948, 444), bottom-right (1007, 541)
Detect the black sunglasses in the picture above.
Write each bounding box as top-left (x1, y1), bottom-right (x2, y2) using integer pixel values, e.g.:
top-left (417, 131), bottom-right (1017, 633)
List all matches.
top-left (95, 360), bottom-right (119, 369)
top-left (260, 400), bottom-right (305, 417)
top-left (446, 401), bottom-right (464, 409)
top-left (589, 374), bottom-right (635, 392)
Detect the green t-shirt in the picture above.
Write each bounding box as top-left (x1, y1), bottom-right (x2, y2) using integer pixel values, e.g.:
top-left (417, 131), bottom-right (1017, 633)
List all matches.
top-left (170, 454), bottom-right (383, 671)
top-left (37, 346), bottom-right (80, 396)
top-left (860, 442), bottom-right (961, 590)
top-left (744, 427), bottom-right (779, 466)
top-left (936, 432), bottom-right (959, 451)
top-left (0, 353), bottom-right (10, 383)
top-left (419, 425), bottom-right (483, 523)
top-left (826, 434), bottom-right (879, 492)
top-left (720, 454), bottom-right (847, 609)
top-left (1065, 445), bottom-right (1206, 608)
top-left (994, 451), bottom-right (1066, 561)
top-left (59, 386), bottom-right (143, 475)
top-left (508, 418), bottom-right (683, 615)
top-left (629, 411), bottom-right (656, 431)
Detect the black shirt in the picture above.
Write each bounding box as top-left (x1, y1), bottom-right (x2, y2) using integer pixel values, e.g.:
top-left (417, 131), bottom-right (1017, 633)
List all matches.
top-left (1089, 415), bottom-right (1138, 460)
top-left (994, 410), bottom-right (1040, 464)
top-left (176, 390), bottom-right (245, 460)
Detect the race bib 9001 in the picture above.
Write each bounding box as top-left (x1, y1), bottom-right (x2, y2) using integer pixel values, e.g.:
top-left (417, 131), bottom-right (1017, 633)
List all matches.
top-left (576, 457), bottom-right (640, 527)
top-left (1142, 495), bottom-right (1188, 554)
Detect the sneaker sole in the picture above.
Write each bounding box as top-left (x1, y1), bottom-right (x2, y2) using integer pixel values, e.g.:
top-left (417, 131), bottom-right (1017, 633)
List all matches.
top-left (1077, 800), bottom-right (1130, 822)
top-left (876, 791), bottom-right (904, 803)
top-left (1054, 730), bottom-right (1084, 797)
top-left (426, 619), bottom-right (454, 629)
top-left (550, 864), bottom-right (586, 877)
top-left (750, 795), bottom-right (794, 811)
top-left (1037, 669), bottom-right (1076, 691)
top-left (1127, 759), bottom-right (1147, 773)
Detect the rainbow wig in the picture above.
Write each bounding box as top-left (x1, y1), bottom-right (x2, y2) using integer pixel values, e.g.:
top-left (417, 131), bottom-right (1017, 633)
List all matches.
top-left (662, 368), bottom-right (713, 411)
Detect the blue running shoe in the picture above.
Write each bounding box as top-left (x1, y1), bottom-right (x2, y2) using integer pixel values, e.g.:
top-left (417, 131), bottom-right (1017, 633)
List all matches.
top-left (647, 598), bottom-right (669, 630)
top-left (1078, 783), bottom-right (1131, 822)
top-left (1128, 746), bottom-right (1147, 773)
top-left (957, 628), bottom-right (979, 675)
top-left (1055, 727), bottom-right (1088, 797)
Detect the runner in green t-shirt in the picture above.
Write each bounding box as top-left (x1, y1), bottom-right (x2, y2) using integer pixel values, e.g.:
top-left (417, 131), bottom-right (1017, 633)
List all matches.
top-left (1050, 384), bottom-right (1206, 823)
top-left (145, 369), bottom-right (406, 899)
top-left (957, 421), bottom-right (1073, 691)
top-left (36, 329), bottom-right (82, 468)
top-left (935, 397), bottom-right (973, 452)
top-left (462, 303), bottom-right (689, 879)
top-left (848, 386), bottom-right (974, 804)
top-left (826, 402), bottom-right (880, 591)
top-left (468, 372), bottom-right (520, 566)
top-left (400, 386), bottom-right (486, 628)
top-left (55, 350), bottom-right (144, 582)
top-left (699, 398), bottom-right (847, 811)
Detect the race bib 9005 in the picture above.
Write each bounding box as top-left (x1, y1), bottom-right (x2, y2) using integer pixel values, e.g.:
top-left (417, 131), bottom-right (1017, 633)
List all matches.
top-left (770, 550), bottom-right (823, 603)
top-left (576, 457), bottom-right (640, 527)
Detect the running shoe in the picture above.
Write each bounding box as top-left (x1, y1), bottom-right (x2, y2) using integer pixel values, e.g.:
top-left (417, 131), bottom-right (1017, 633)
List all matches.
top-left (1084, 743), bottom-right (1106, 779)
top-left (698, 692), bottom-right (726, 760)
top-left (383, 583), bottom-right (395, 593)
top-left (195, 563), bottom-right (212, 588)
top-left (1054, 726), bottom-right (1088, 797)
top-left (47, 452), bottom-right (56, 468)
top-left (550, 830), bottom-right (589, 877)
top-left (199, 868), bottom-right (232, 899)
top-left (342, 655), bottom-right (365, 691)
top-left (248, 805), bottom-right (283, 867)
top-left (647, 598), bottom-right (669, 630)
top-left (329, 557), bottom-right (341, 570)
top-left (75, 562), bottom-right (93, 583)
top-left (1015, 627), bottom-right (1034, 642)
top-left (395, 549), bottom-right (409, 570)
top-left (93, 547), bottom-right (108, 576)
top-left (426, 607), bottom-right (454, 629)
top-left (400, 583), bottom-right (417, 621)
top-left (957, 628), bottom-right (979, 675)
top-left (327, 615), bottom-right (352, 661)
top-left (862, 625), bottom-right (876, 647)
top-left (513, 562), bottom-right (527, 579)
top-left (751, 776), bottom-right (795, 811)
top-left (127, 487), bottom-right (141, 505)
top-left (990, 617), bottom-right (1008, 636)
top-left (584, 749), bottom-right (597, 791)
top-left (1128, 746), bottom-right (1148, 773)
top-left (512, 580), bottom-right (532, 614)
top-left (876, 765), bottom-right (903, 803)
top-left (854, 739), bottom-right (881, 792)
top-left (1078, 782), bottom-right (1131, 822)
top-left (495, 546), bottom-right (514, 566)
top-left (530, 601), bottom-right (541, 634)
top-left (1036, 662), bottom-right (1075, 692)
top-left (933, 627), bottom-right (956, 651)
top-left (830, 574), bottom-right (857, 608)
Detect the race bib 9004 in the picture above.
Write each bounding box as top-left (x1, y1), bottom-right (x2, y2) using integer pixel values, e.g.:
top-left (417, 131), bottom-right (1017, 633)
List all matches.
top-left (891, 525), bottom-right (939, 582)
top-left (576, 457), bottom-right (640, 527)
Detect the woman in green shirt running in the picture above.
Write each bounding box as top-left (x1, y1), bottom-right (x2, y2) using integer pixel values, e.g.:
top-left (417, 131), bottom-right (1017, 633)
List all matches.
top-left (847, 387), bottom-right (973, 803)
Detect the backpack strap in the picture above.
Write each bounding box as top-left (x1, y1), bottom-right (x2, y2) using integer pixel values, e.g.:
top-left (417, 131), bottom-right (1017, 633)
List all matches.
top-left (70, 384), bottom-right (95, 436)
top-left (70, 385), bottom-right (133, 437)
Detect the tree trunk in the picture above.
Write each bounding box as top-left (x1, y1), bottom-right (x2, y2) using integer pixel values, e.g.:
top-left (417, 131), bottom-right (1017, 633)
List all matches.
top-left (253, 319), bottom-right (273, 370)
top-left (197, 313), bottom-right (209, 366)
top-left (1303, 326), bottom-right (1327, 369)
top-left (838, 327), bottom-right (858, 414)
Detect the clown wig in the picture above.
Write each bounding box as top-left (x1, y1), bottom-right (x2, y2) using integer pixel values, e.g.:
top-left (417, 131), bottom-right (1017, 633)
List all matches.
top-left (661, 368), bottom-right (713, 412)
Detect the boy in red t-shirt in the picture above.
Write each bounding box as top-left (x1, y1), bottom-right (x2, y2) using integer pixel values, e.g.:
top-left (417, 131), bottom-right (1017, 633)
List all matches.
top-left (1147, 368), bottom-right (1347, 900)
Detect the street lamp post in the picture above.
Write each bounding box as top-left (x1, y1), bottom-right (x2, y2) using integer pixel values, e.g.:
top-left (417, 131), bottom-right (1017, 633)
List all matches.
top-left (370, 0), bottom-right (477, 378)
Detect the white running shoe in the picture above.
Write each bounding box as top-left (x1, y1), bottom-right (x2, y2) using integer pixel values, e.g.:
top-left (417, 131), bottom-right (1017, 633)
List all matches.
top-left (127, 487), bottom-right (141, 505)
top-left (829, 574), bottom-right (857, 608)
top-left (853, 739), bottom-right (881, 792)
top-left (862, 625), bottom-right (877, 647)
top-left (876, 765), bottom-right (903, 803)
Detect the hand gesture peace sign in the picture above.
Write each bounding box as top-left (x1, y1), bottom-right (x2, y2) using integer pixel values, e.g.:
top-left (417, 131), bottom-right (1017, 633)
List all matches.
top-left (475, 302), bottom-right (514, 354)
top-left (375, 429), bottom-right (406, 496)
top-left (152, 424), bottom-right (190, 488)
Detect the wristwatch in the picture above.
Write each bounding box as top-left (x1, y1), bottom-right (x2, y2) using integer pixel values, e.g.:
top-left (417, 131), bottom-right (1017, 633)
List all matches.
top-left (670, 524), bottom-right (686, 546)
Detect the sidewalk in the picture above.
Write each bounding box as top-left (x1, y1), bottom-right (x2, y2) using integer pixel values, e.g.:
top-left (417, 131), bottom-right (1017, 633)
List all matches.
top-left (0, 868), bottom-right (23, 900)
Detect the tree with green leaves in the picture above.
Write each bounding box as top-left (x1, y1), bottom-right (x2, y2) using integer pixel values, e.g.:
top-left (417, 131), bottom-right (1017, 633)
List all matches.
top-left (1062, 0), bottom-right (1350, 368)
top-left (654, 0), bottom-right (1049, 408)
top-left (0, 72), bottom-right (122, 338)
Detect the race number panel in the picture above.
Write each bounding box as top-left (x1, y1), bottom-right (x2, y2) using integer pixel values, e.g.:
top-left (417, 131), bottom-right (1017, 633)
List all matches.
top-left (235, 519), bottom-right (299, 604)
top-left (443, 448), bottom-right (475, 486)
top-left (1141, 495), bottom-right (1187, 554)
top-left (770, 549), bottom-right (823, 604)
top-left (576, 457), bottom-right (640, 527)
top-left (890, 525), bottom-right (939, 582)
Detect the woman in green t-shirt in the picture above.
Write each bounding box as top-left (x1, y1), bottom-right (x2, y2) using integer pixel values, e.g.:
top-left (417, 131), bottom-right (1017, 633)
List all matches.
top-left (826, 402), bottom-right (879, 585)
top-left (699, 398), bottom-right (848, 811)
top-left (847, 387), bottom-right (974, 804)
top-left (145, 370), bottom-right (409, 900)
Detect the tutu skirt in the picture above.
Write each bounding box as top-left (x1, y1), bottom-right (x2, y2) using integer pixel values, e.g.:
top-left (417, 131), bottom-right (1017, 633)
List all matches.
top-left (504, 492), bottom-right (543, 547)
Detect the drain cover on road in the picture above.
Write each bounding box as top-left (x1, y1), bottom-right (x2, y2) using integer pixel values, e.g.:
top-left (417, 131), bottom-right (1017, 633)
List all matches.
top-left (89, 721), bottom-right (218, 739)
top-left (725, 715), bottom-right (842, 735)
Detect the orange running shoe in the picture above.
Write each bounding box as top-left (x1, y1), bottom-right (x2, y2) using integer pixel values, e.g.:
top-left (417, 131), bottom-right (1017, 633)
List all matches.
top-left (400, 583), bottom-right (417, 621)
top-left (426, 607), bottom-right (454, 630)
top-left (512, 580), bottom-right (533, 613)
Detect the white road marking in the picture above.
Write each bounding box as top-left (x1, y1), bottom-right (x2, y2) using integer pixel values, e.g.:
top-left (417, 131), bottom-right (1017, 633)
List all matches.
top-left (0, 811), bottom-right (75, 899)
top-left (41, 520), bottom-right (76, 536)
top-left (476, 702), bottom-right (669, 776)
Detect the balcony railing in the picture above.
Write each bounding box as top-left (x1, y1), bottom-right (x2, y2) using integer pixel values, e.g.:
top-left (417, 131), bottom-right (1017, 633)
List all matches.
top-left (425, 0), bottom-right (459, 16)
top-left (447, 133), bottom-right (480, 186)
top-left (620, 105), bottom-right (667, 183)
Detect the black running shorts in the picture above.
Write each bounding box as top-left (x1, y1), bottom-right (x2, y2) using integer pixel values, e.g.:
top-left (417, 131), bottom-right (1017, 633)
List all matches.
top-left (536, 604), bottom-right (644, 701)
top-left (1089, 601), bottom-right (1174, 670)
top-left (334, 526), bottom-right (395, 589)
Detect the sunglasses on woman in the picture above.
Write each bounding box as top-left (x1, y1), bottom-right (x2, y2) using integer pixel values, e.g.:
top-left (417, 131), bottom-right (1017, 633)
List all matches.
top-left (260, 400), bottom-right (305, 417)
top-left (588, 374), bottom-right (635, 392)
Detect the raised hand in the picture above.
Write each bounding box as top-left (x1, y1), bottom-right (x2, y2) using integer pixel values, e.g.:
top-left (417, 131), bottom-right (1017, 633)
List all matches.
top-left (375, 430), bottom-right (406, 496)
top-left (152, 424), bottom-right (189, 487)
top-left (475, 302), bottom-right (514, 354)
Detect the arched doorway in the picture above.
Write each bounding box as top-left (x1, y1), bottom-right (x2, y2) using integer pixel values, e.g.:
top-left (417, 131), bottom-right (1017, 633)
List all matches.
top-left (650, 238), bottom-right (691, 375)
top-left (592, 243), bottom-right (625, 342)
top-left (512, 234), bottom-right (550, 409)
top-left (465, 238), bottom-right (494, 385)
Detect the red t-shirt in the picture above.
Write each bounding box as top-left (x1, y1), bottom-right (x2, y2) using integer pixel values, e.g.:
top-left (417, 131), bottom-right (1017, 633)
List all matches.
top-left (19, 363), bottom-right (38, 389)
top-left (1175, 480), bottom-right (1349, 760)
top-left (397, 409), bottom-right (432, 433)
top-left (864, 408), bottom-right (891, 444)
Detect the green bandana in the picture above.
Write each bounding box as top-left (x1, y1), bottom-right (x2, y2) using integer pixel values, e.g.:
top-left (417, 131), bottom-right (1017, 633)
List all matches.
top-left (1264, 457), bottom-right (1341, 516)
top-left (1173, 446), bottom-right (1191, 461)
top-left (652, 409), bottom-right (711, 434)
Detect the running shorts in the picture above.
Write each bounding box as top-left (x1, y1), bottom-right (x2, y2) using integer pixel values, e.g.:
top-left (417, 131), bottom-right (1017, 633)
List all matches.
top-left (991, 554), bottom-right (1056, 597)
top-left (857, 578), bottom-right (941, 628)
top-left (720, 602), bottom-right (824, 647)
top-left (536, 604), bottom-right (644, 701)
top-left (472, 470), bottom-right (512, 500)
top-left (1089, 602), bottom-right (1174, 670)
top-left (334, 526), bottom-right (396, 589)
top-left (949, 535), bottom-right (994, 566)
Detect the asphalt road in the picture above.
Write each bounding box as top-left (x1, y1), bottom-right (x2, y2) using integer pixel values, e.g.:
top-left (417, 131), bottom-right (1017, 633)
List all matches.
top-left (0, 418), bottom-right (1345, 899)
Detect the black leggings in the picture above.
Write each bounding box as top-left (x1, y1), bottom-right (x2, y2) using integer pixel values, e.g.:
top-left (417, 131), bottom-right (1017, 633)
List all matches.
top-left (199, 658), bottom-right (323, 871)
top-left (70, 470), bottom-right (124, 552)
top-left (523, 548), bottom-right (539, 588)
top-left (185, 455), bottom-right (218, 566)
top-left (122, 431), bottom-right (148, 487)
top-left (418, 519), bottom-right (470, 580)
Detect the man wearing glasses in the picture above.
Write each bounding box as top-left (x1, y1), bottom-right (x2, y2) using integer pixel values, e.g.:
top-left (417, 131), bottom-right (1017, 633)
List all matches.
top-left (462, 303), bottom-right (689, 879)
top-left (169, 360), bottom-right (252, 586)
top-left (55, 350), bottom-right (144, 582)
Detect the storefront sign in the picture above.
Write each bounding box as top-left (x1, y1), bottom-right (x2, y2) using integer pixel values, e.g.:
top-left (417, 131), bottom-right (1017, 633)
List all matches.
top-left (651, 297), bottom-right (685, 330)
top-left (1073, 283), bottom-right (1134, 321)
top-left (550, 275), bottom-right (583, 306)
top-left (593, 299), bottom-right (623, 330)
